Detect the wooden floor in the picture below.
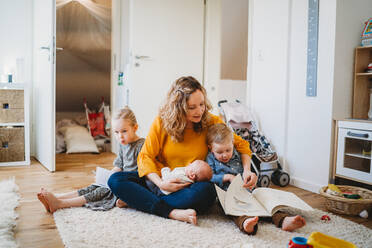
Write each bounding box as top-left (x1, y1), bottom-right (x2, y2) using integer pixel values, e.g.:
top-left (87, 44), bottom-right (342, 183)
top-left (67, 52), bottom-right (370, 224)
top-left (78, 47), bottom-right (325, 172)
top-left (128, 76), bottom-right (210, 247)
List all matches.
top-left (0, 153), bottom-right (371, 248)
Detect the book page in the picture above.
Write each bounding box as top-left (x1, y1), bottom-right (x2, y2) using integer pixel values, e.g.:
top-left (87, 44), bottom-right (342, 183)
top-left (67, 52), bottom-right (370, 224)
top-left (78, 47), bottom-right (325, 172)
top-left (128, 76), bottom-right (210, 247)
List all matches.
top-left (215, 185), bottom-right (228, 214)
top-left (93, 167), bottom-right (115, 188)
top-left (223, 176), bottom-right (270, 216)
top-left (253, 188), bottom-right (313, 215)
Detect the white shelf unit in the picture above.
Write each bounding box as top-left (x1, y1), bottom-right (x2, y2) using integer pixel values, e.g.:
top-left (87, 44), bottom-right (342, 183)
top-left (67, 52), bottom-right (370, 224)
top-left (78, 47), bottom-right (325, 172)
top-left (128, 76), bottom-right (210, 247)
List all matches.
top-left (0, 83), bottom-right (30, 166)
top-left (336, 120), bottom-right (372, 185)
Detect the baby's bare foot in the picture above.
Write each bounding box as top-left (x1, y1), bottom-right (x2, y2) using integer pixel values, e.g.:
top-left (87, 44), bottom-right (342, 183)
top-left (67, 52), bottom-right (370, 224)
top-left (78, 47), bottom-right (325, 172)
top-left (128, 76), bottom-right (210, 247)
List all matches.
top-left (42, 191), bottom-right (61, 213)
top-left (243, 216), bottom-right (259, 234)
top-left (282, 215), bottom-right (306, 231)
top-left (169, 209), bottom-right (197, 225)
top-left (37, 192), bottom-right (50, 213)
top-left (115, 199), bottom-right (128, 208)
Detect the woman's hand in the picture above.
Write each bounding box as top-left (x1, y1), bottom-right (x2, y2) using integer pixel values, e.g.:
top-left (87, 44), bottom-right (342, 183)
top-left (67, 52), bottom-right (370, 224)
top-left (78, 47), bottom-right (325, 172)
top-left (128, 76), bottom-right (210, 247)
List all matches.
top-left (223, 174), bottom-right (236, 183)
top-left (242, 169), bottom-right (257, 190)
top-left (159, 178), bottom-right (192, 193)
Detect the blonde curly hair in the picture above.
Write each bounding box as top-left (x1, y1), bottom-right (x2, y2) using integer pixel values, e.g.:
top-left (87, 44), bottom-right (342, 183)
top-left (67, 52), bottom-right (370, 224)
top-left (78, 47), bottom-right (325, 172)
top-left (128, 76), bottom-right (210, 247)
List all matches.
top-left (159, 76), bottom-right (212, 142)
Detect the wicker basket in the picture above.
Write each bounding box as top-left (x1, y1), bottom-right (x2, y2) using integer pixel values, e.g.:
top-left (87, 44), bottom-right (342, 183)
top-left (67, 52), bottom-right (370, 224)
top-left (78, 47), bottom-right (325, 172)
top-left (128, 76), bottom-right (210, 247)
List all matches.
top-left (319, 185), bottom-right (372, 216)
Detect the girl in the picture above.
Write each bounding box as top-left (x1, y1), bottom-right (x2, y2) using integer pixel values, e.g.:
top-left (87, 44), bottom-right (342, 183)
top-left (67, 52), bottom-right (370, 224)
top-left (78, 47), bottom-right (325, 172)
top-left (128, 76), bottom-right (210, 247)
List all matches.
top-left (108, 76), bottom-right (257, 225)
top-left (37, 107), bottom-right (144, 213)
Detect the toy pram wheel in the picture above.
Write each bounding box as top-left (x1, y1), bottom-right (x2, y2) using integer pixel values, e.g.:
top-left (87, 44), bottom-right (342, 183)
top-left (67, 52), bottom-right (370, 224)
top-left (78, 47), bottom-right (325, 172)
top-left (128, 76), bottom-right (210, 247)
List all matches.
top-left (271, 170), bottom-right (281, 185)
top-left (258, 175), bottom-right (270, 187)
top-left (278, 172), bottom-right (290, 187)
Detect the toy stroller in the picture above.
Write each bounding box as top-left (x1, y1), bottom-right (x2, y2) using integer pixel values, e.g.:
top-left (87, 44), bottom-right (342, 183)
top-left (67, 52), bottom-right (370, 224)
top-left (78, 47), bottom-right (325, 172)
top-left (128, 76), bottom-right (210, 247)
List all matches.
top-left (218, 100), bottom-right (290, 187)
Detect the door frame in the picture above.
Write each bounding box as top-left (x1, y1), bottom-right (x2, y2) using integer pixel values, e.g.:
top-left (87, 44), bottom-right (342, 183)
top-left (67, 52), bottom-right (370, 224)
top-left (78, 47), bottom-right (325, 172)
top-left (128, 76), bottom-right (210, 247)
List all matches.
top-left (32, 0), bottom-right (56, 172)
top-left (110, 0), bottom-right (125, 154)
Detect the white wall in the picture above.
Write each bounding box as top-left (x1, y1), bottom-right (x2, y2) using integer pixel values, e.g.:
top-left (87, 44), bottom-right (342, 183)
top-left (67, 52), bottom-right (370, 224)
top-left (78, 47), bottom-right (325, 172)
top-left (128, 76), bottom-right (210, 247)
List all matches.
top-left (0, 1), bottom-right (33, 155)
top-left (204, 0), bottom-right (250, 115)
top-left (333, 0), bottom-right (372, 120)
top-left (286, 0), bottom-right (336, 192)
top-left (248, 0), bottom-right (338, 192)
top-left (248, 0), bottom-right (290, 159)
top-left (220, 0), bottom-right (248, 80)
top-left (204, 0), bottom-right (221, 114)
top-left (218, 80), bottom-right (246, 104)
top-left (0, 1), bottom-right (32, 84)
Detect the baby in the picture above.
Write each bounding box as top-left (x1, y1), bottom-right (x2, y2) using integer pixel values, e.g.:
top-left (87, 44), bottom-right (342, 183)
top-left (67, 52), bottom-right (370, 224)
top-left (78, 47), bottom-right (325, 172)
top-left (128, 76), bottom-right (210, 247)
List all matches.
top-left (206, 123), bottom-right (306, 235)
top-left (160, 160), bottom-right (213, 195)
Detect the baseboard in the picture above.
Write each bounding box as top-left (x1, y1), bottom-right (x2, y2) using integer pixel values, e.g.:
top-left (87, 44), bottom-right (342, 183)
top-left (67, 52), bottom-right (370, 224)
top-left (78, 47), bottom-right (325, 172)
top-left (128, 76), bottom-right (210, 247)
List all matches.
top-left (290, 176), bottom-right (324, 193)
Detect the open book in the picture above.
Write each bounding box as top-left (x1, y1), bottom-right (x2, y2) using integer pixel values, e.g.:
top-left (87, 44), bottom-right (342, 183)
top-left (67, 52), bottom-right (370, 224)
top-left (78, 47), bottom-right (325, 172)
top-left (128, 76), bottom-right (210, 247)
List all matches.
top-left (93, 167), bottom-right (115, 188)
top-left (215, 176), bottom-right (313, 217)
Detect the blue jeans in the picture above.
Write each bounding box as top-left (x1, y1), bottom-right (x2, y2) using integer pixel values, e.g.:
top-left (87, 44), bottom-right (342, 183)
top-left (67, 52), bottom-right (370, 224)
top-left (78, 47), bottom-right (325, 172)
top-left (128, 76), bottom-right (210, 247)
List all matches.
top-left (108, 171), bottom-right (216, 218)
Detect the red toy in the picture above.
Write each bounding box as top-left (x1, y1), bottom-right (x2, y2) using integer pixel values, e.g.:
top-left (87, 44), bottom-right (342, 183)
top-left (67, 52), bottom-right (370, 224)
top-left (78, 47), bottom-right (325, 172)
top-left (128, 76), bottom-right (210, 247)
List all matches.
top-left (84, 97), bottom-right (108, 138)
top-left (321, 215), bottom-right (331, 221)
top-left (288, 237), bottom-right (312, 248)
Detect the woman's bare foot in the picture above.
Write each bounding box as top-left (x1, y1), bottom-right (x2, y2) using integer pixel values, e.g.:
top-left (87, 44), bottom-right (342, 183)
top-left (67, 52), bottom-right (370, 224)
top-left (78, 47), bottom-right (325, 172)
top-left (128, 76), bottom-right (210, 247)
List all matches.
top-left (37, 192), bottom-right (50, 212)
top-left (41, 191), bottom-right (61, 213)
top-left (115, 199), bottom-right (128, 208)
top-left (243, 216), bottom-right (259, 234)
top-left (282, 215), bottom-right (306, 231)
top-left (169, 209), bottom-right (197, 225)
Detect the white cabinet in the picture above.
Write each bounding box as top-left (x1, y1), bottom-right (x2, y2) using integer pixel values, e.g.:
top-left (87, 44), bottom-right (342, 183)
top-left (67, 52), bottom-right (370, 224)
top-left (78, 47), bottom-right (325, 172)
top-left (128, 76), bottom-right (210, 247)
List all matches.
top-left (336, 120), bottom-right (372, 185)
top-left (0, 83), bottom-right (30, 166)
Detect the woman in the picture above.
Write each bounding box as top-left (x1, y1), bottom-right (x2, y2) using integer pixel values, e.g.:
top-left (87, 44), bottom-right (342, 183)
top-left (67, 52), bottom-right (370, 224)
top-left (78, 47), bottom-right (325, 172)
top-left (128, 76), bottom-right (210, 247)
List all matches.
top-left (108, 76), bottom-right (257, 225)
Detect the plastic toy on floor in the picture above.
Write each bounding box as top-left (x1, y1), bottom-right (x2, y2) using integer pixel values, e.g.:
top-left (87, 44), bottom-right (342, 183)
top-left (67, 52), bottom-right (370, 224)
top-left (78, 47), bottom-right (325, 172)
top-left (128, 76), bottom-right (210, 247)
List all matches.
top-left (288, 232), bottom-right (357, 248)
top-left (320, 215), bottom-right (330, 222)
top-left (326, 184), bottom-right (362, 199)
top-left (288, 237), bottom-right (311, 248)
top-left (307, 232), bottom-right (357, 248)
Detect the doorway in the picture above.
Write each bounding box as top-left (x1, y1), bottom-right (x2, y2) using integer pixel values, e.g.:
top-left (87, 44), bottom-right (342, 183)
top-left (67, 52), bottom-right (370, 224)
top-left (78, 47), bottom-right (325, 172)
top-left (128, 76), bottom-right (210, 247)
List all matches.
top-left (219, 0), bottom-right (248, 104)
top-left (55, 0), bottom-right (112, 169)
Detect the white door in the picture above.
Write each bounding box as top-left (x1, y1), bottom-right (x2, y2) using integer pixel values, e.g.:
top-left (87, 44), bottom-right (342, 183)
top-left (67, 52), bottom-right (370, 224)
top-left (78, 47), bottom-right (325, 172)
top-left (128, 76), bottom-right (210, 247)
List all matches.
top-left (128, 0), bottom-right (205, 137)
top-left (33, 0), bottom-right (56, 172)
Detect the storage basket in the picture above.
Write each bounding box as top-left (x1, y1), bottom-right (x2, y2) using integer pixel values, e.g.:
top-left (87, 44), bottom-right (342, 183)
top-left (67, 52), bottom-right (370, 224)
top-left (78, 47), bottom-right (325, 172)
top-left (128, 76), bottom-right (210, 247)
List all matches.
top-left (319, 185), bottom-right (372, 215)
top-left (0, 89), bottom-right (24, 123)
top-left (0, 126), bottom-right (25, 162)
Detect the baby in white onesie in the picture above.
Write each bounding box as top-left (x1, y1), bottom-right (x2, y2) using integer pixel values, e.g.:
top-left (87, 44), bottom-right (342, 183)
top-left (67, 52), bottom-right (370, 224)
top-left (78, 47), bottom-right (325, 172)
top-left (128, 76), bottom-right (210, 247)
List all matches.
top-left (160, 160), bottom-right (213, 195)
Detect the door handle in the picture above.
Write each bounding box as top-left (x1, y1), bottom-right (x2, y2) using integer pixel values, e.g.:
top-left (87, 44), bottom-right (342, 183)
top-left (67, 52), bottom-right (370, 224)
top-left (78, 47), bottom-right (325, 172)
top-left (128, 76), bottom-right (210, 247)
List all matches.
top-left (40, 46), bottom-right (50, 51)
top-left (56, 47), bottom-right (64, 51)
top-left (347, 131), bottom-right (369, 138)
top-left (135, 55), bottom-right (150, 60)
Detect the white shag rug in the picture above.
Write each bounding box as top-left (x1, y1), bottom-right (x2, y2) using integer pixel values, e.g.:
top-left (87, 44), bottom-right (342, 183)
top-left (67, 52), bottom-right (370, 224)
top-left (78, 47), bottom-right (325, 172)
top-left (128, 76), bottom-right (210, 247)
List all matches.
top-left (0, 179), bottom-right (19, 248)
top-left (54, 203), bottom-right (372, 248)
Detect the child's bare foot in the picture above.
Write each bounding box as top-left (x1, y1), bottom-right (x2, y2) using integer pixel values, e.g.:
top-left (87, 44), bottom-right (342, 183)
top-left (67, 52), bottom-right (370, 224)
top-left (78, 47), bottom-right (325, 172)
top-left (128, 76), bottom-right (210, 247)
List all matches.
top-left (169, 209), bottom-right (197, 225)
top-left (115, 199), bottom-right (128, 208)
top-left (42, 191), bottom-right (61, 213)
top-left (37, 192), bottom-right (50, 212)
top-left (282, 215), bottom-right (306, 231)
top-left (243, 216), bottom-right (259, 234)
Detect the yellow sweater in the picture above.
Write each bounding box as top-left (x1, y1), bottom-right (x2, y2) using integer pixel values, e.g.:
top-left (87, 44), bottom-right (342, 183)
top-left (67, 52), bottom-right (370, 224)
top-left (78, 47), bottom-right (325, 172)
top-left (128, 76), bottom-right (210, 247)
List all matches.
top-left (137, 113), bottom-right (252, 177)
